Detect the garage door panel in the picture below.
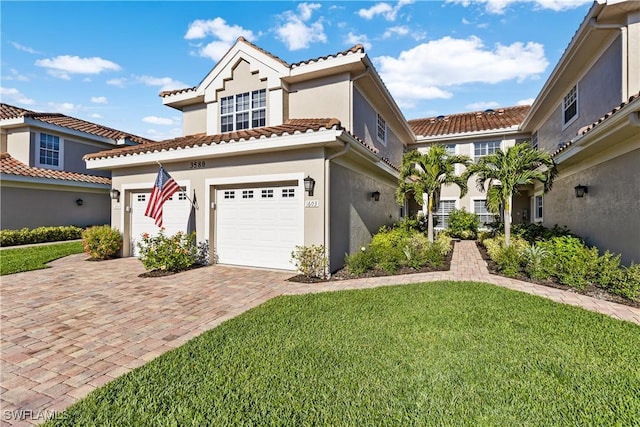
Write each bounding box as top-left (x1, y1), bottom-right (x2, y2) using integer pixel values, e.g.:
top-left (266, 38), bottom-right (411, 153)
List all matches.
top-left (216, 184), bottom-right (302, 270)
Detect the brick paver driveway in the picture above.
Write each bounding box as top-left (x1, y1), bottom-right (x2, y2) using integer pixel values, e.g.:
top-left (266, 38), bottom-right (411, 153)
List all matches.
top-left (1, 241), bottom-right (638, 425)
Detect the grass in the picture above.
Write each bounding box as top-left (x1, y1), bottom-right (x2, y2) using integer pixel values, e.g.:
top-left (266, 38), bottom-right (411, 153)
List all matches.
top-left (48, 281), bottom-right (640, 426)
top-left (0, 241), bottom-right (83, 275)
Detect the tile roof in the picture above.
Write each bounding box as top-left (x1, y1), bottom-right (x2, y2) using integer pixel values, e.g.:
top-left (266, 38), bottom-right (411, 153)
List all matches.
top-left (159, 39), bottom-right (365, 98)
top-left (408, 105), bottom-right (531, 138)
top-left (84, 118), bottom-right (380, 160)
top-left (553, 93), bottom-right (640, 157)
top-left (0, 152), bottom-right (111, 185)
top-left (0, 103), bottom-right (155, 145)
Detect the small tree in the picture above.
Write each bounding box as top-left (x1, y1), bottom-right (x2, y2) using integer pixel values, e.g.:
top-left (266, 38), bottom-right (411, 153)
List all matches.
top-left (465, 143), bottom-right (557, 247)
top-left (396, 146), bottom-right (471, 242)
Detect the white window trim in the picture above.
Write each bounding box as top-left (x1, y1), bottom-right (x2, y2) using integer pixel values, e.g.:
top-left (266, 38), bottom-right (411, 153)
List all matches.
top-left (35, 132), bottom-right (64, 170)
top-left (376, 113), bottom-right (387, 146)
top-left (433, 198), bottom-right (458, 230)
top-left (562, 84), bottom-right (579, 130)
top-left (219, 89), bottom-right (266, 132)
top-left (470, 197), bottom-right (497, 230)
top-left (473, 140), bottom-right (502, 163)
top-left (533, 193), bottom-right (544, 223)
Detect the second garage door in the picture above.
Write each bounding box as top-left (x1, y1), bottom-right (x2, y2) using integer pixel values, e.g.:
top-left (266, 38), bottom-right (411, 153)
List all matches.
top-left (216, 184), bottom-right (303, 270)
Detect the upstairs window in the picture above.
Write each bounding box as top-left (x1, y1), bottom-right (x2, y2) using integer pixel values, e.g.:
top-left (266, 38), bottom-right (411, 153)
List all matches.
top-left (563, 85), bottom-right (578, 125)
top-left (474, 141), bottom-right (500, 162)
top-left (38, 133), bottom-right (61, 168)
top-left (220, 89), bottom-right (266, 132)
top-left (376, 113), bottom-right (386, 145)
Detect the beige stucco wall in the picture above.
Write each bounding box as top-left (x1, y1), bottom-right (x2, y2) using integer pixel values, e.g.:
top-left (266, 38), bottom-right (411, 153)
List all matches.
top-left (288, 73), bottom-right (351, 125)
top-left (4, 128), bottom-right (31, 165)
top-left (329, 159), bottom-right (400, 271)
top-left (0, 184), bottom-right (110, 229)
top-left (110, 148), bottom-right (327, 257)
top-left (544, 148), bottom-right (640, 265)
top-left (182, 104), bottom-right (207, 136)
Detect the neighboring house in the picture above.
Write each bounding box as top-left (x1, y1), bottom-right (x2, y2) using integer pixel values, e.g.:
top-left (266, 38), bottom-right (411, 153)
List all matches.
top-left (408, 106), bottom-right (532, 229)
top-left (521, 0), bottom-right (640, 265)
top-left (84, 38), bottom-right (412, 271)
top-left (0, 103), bottom-right (155, 230)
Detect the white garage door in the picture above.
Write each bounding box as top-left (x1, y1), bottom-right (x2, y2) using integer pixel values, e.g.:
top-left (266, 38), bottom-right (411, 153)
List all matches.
top-left (131, 191), bottom-right (191, 256)
top-left (216, 184), bottom-right (302, 270)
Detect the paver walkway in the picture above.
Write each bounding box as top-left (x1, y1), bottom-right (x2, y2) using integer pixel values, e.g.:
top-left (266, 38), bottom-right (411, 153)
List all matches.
top-left (1, 240), bottom-right (638, 425)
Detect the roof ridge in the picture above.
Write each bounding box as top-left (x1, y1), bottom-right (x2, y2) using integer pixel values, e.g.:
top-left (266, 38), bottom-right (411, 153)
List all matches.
top-left (236, 36), bottom-right (290, 67)
top-left (408, 105), bottom-right (531, 122)
top-left (290, 44), bottom-right (365, 68)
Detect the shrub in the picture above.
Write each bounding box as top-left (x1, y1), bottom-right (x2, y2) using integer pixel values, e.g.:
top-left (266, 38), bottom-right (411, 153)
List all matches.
top-left (447, 208), bottom-right (480, 240)
top-left (434, 232), bottom-right (453, 256)
top-left (609, 264), bottom-right (640, 302)
top-left (523, 243), bottom-right (551, 281)
top-left (596, 250), bottom-right (622, 289)
top-left (0, 225), bottom-right (83, 246)
top-left (538, 236), bottom-right (599, 289)
top-left (402, 233), bottom-right (433, 269)
top-left (137, 230), bottom-right (197, 272)
top-left (291, 245), bottom-right (328, 279)
top-left (82, 226), bottom-right (122, 260)
top-left (396, 215), bottom-right (428, 233)
top-left (345, 248), bottom-right (375, 275)
top-left (196, 240), bottom-right (211, 266)
top-left (369, 227), bottom-right (411, 273)
top-left (495, 245), bottom-right (524, 278)
top-left (512, 223), bottom-right (575, 243)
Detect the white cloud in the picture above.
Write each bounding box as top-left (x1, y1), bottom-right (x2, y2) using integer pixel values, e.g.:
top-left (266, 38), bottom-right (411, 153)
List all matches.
top-left (382, 25), bottom-right (410, 39)
top-left (185, 17), bottom-right (256, 61)
top-left (446, 0), bottom-right (591, 14)
top-left (0, 87), bottom-right (35, 105)
top-left (35, 55), bottom-right (121, 79)
top-left (107, 78), bottom-right (127, 88)
top-left (357, 0), bottom-right (414, 21)
top-left (345, 32), bottom-right (372, 51)
top-left (142, 116), bottom-right (174, 125)
top-left (144, 127), bottom-right (182, 141)
top-left (275, 3), bottom-right (326, 51)
top-left (2, 69), bottom-right (29, 82)
top-left (10, 41), bottom-right (41, 54)
top-left (517, 98), bottom-right (535, 106)
top-left (90, 96), bottom-right (108, 104)
top-left (465, 100), bottom-right (500, 110)
top-left (47, 102), bottom-right (77, 113)
top-left (375, 36), bottom-right (548, 106)
top-left (89, 113), bottom-right (103, 119)
top-left (137, 75), bottom-right (188, 92)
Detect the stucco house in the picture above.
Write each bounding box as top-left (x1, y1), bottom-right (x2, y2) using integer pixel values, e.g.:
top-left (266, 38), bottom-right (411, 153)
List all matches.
top-left (521, 0), bottom-right (640, 265)
top-left (0, 103), bottom-right (154, 230)
top-left (408, 105), bottom-right (532, 229)
top-left (84, 38), bottom-right (411, 271)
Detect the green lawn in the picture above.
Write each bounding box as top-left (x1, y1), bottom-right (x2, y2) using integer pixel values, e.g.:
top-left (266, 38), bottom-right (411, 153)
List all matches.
top-left (48, 281), bottom-right (640, 426)
top-left (0, 241), bottom-right (83, 275)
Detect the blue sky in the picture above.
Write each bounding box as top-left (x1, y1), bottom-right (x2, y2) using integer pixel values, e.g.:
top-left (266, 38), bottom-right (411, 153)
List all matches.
top-left (1, 0), bottom-right (593, 141)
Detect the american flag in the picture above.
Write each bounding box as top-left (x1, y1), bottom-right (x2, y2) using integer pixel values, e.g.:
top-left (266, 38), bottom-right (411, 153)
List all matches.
top-left (145, 166), bottom-right (181, 227)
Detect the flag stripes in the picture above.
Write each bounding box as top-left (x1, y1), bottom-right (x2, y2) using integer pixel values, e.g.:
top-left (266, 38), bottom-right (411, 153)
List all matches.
top-left (144, 166), bottom-right (181, 227)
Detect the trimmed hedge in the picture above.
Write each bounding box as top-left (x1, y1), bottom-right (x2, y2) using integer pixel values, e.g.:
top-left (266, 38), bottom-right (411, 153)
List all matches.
top-left (0, 226), bottom-right (83, 247)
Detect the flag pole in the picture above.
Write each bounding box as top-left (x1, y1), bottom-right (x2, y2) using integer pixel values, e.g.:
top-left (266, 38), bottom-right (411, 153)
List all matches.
top-left (154, 161), bottom-right (198, 209)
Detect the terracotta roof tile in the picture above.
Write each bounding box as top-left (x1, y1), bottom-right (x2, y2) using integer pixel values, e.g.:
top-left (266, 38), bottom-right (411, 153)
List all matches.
top-left (85, 118), bottom-right (366, 160)
top-left (0, 152), bottom-right (111, 185)
top-left (290, 44), bottom-right (365, 68)
top-left (237, 37), bottom-right (290, 67)
top-left (408, 105), bottom-right (531, 137)
top-left (0, 103), bottom-right (155, 145)
top-left (553, 93), bottom-right (640, 157)
top-left (159, 86), bottom-right (197, 98)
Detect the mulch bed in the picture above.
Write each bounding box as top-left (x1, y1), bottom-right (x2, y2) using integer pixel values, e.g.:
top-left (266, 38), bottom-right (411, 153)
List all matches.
top-left (475, 241), bottom-right (639, 309)
top-left (138, 263), bottom-right (206, 278)
top-left (287, 243), bottom-right (454, 284)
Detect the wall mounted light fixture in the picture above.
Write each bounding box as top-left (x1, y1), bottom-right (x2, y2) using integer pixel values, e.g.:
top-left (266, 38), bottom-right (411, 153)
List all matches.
top-left (574, 184), bottom-right (588, 198)
top-left (76, 198), bottom-right (84, 206)
top-left (304, 176), bottom-right (315, 196)
top-left (371, 191), bottom-right (381, 202)
top-left (110, 188), bottom-right (121, 202)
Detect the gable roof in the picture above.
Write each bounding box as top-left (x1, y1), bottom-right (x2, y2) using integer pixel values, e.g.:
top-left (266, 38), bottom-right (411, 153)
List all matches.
top-left (84, 118), bottom-right (379, 161)
top-left (0, 103), bottom-right (155, 145)
top-left (408, 105), bottom-right (531, 138)
top-left (0, 152), bottom-right (111, 185)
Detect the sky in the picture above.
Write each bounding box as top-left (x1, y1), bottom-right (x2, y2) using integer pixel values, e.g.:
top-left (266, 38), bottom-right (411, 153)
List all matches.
top-left (1, 0), bottom-right (594, 141)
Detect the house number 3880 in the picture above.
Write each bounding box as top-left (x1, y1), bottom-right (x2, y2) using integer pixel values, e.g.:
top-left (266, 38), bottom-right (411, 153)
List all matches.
top-left (190, 161), bottom-right (206, 169)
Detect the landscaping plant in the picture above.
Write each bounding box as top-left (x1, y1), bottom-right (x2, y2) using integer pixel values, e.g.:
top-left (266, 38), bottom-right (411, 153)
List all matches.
top-left (290, 245), bottom-right (328, 279)
top-left (538, 236), bottom-right (599, 289)
top-left (0, 225), bottom-right (83, 246)
top-left (81, 225), bottom-right (123, 260)
top-left (446, 208), bottom-right (480, 240)
top-left (137, 230), bottom-right (197, 272)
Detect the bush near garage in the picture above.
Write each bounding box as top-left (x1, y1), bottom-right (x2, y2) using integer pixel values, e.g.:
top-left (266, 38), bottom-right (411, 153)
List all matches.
top-left (446, 208), bottom-right (481, 240)
top-left (0, 225), bottom-right (83, 246)
top-left (137, 230), bottom-right (197, 273)
top-left (291, 245), bottom-right (328, 280)
top-left (82, 225), bottom-right (123, 260)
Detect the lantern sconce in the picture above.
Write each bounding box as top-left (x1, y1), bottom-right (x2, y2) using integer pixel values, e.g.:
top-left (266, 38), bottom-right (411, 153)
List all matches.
top-left (304, 176), bottom-right (315, 196)
top-left (75, 198), bottom-right (84, 206)
top-left (574, 184), bottom-right (588, 198)
top-left (110, 188), bottom-right (121, 202)
top-left (371, 191), bottom-right (381, 202)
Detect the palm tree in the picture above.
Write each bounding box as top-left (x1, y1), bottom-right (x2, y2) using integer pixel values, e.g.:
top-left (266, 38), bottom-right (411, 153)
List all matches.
top-left (465, 143), bottom-right (557, 246)
top-left (397, 145), bottom-right (471, 242)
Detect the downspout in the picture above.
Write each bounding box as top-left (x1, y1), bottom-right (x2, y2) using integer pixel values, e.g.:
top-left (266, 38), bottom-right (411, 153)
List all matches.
top-left (590, 17), bottom-right (628, 101)
top-left (324, 139), bottom-right (350, 276)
